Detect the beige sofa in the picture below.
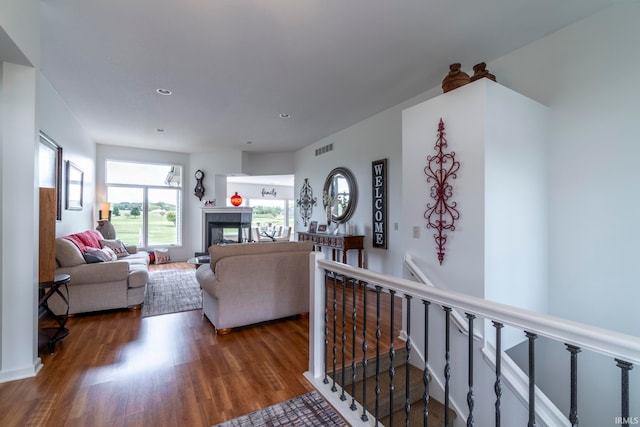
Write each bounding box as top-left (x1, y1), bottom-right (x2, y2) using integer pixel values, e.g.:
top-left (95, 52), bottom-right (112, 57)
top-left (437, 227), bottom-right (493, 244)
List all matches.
top-left (48, 231), bottom-right (149, 315)
top-left (195, 241), bottom-right (313, 334)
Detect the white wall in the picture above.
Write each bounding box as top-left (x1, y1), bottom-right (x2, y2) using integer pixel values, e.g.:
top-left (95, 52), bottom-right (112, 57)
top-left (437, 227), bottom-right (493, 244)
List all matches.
top-left (226, 182), bottom-right (294, 204)
top-left (402, 82), bottom-right (487, 299)
top-left (0, 0), bottom-right (41, 383)
top-left (241, 151), bottom-right (295, 176)
top-left (294, 87), bottom-right (439, 274)
top-left (39, 75), bottom-right (96, 237)
top-left (0, 61), bottom-right (41, 382)
top-left (188, 148), bottom-right (244, 255)
top-left (487, 4), bottom-right (640, 424)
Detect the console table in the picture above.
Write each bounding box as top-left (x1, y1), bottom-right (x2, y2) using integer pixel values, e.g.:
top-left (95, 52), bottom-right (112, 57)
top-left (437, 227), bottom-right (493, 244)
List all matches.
top-left (298, 232), bottom-right (364, 268)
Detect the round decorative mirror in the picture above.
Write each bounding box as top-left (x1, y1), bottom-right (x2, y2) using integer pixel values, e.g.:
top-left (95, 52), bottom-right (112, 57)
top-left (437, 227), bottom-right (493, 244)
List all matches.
top-left (323, 167), bottom-right (358, 223)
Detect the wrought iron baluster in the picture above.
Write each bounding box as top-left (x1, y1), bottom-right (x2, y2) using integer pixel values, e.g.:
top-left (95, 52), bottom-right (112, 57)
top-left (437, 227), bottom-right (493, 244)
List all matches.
top-left (331, 274), bottom-right (338, 392)
top-left (423, 300), bottom-right (431, 427)
top-left (405, 295), bottom-right (412, 427)
top-left (492, 321), bottom-right (503, 427)
top-left (565, 344), bottom-right (580, 426)
top-left (389, 289), bottom-right (397, 427)
top-left (361, 282), bottom-right (369, 422)
top-left (466, 313), bottom-right (476, 427)
top-left (615, 359), bottom-right (633, 421)
top-left (350, 279), bottom-right (358, 411)
top-left (525, 331), bottom-right (538, 427)
top-left (443, 306), bottom-right (452, 427)
top-left (340, 275), bottom-right (347, 401)
top-left (375, 285), bottom-right (382, 425)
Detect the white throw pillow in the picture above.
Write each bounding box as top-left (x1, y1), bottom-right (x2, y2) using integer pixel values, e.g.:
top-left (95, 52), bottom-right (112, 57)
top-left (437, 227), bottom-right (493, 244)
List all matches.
top-left (100, 239), bottom-right (129, 258)
top-left (154, 248), bottom-right (171, 264)
top-left (86, 246), bottom-right (117, 262)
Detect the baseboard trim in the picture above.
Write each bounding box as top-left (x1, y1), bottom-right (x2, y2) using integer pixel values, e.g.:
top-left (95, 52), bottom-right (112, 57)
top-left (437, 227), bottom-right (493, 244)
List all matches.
top-left (0, 358), bottom-right (43, 383)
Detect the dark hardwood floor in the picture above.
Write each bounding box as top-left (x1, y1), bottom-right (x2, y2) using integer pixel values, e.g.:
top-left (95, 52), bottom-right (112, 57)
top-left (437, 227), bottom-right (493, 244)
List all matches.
top-left (0, 262), bottom-right (401, 427)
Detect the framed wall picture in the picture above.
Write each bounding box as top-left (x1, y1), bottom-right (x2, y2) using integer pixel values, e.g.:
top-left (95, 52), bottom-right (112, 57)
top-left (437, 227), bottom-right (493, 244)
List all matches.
top-left (65, 161), bottom-right (84, 210)
top-left (317, 224), bottom-right (327, 233)
top-left (308, 221), bottom-right (318, 233)
top-left (39, 132), bottom-right (63, 220)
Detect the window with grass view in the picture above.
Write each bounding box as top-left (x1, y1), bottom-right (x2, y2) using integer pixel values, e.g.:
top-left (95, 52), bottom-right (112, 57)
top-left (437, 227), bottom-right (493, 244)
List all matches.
top-left (105, 161), bottom-right (182, 247)
top-left (250, 199), bottom-right (294, 236)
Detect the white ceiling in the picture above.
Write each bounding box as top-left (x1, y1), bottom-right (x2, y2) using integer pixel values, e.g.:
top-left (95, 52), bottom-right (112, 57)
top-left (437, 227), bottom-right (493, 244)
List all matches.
top-left (39, 0), bottom-right (615, 154)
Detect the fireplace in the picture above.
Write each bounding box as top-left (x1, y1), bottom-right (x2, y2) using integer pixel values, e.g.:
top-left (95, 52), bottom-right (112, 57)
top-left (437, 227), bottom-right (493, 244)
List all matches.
top-left (201, 207), bottom-right (253, 251)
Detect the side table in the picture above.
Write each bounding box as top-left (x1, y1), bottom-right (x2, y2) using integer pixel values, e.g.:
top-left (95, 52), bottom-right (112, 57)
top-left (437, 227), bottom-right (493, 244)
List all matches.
top-left (187, 255), bottom-right (210, 268)
top-left (39, 273), bottom-right (70, 354)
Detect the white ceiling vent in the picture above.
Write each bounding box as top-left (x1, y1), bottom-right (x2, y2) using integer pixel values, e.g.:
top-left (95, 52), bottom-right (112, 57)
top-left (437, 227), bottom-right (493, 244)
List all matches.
top-left (315, 143), bottom-right (333, 157)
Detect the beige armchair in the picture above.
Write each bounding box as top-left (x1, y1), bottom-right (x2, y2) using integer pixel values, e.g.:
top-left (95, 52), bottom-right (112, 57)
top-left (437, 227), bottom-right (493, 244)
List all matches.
top-left (195, 241), bottom-right (313, 334)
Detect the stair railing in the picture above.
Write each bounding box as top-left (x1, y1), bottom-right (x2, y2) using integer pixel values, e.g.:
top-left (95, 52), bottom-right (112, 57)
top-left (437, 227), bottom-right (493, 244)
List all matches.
top-left (304, 252), bottom-right (640, 427)
top-left (403, 253), bottom-right (482, 341)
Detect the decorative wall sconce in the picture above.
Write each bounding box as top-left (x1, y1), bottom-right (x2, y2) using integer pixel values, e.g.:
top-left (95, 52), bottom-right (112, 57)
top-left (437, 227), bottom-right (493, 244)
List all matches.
top-left (230, 192), bottom-right (243, 206)
top-left (296, 178), bottom-right (317, 227)
top-left (98, 202), bottom-right (111, 221)
top-left (424, 118), bottom-right (460, 265)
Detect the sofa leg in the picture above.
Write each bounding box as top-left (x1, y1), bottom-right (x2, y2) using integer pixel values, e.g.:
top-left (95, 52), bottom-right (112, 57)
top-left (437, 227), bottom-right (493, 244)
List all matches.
top-left (216, 328), bottom-right (232, 335)
top-left (299, 312), bottom-right (309, 319)
top-left (128, 304), bottom-right (142, 311)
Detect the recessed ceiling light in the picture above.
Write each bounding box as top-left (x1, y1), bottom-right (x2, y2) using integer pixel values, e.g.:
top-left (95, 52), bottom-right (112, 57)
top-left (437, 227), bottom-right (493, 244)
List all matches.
top-left (279, 113), bottom-right (291, 119)
top-left (156, 88), bottom-right (172, 95)
top-left (155, 128), bottom-right (165, 132)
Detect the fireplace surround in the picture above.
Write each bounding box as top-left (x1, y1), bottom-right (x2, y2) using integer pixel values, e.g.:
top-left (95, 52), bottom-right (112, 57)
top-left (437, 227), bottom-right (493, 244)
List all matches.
top-left (201, 207), bottom-right (253, 251)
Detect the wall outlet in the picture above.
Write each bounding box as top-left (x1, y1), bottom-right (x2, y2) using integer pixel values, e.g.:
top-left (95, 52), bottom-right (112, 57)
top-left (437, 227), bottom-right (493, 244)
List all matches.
top-left (394, 222), bottom-right (399, 231)
top-left (413, 226), bottom-right (421, 238)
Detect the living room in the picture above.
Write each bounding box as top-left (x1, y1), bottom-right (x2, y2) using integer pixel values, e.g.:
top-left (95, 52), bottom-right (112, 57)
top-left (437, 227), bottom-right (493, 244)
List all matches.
top-left (2, 1), bottom-right (640, 425)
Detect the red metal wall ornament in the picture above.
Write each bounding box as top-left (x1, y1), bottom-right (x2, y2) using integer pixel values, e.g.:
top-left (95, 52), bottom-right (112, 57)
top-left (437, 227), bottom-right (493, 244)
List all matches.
top-left (424, 118), bottom-right (460, 265)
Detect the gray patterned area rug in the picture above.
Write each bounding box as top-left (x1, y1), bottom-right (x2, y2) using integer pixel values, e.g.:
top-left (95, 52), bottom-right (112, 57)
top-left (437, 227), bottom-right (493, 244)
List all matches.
top-left (142, 269), bottom-right (202, 317)
top-left (213, 390), bottom-right (346, 427)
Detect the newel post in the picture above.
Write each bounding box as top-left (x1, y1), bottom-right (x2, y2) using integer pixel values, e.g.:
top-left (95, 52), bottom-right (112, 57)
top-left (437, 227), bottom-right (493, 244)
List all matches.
top-left (308, 251), bottom-right (326, 378)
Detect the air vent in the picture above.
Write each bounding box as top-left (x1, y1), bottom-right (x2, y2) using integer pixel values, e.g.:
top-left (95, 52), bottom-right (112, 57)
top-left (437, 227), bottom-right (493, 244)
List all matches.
top-left (315, 143), bottom-right (334, 156)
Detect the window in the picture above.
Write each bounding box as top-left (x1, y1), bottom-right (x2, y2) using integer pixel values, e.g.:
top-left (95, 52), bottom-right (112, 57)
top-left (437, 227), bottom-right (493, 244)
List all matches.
top-left (105, 161), bottom-right (182, 247)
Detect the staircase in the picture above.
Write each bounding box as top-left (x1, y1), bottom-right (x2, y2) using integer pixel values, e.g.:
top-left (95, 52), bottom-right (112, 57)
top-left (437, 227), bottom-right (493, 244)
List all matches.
top-left (329, 347), bottom-right (457, 425)
top-left (306, 254), bottom-right (640, 426)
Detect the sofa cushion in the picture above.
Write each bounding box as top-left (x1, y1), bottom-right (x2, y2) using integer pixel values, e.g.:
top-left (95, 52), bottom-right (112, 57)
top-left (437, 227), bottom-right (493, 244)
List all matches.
top-left (83, 253), bottom-right (104, 264)
top-left (128, 264), bottom-right (148, 288)
top-left (101, 239), bottom-right (129, 258)
top-left (154, 248), bottom-right (171, 264)
top-left (55, 238), bottom-right (86, 267)
top-left (208, 241), bottom-right (313, 270)
top-left (86, 246), bottom-right (117, 262)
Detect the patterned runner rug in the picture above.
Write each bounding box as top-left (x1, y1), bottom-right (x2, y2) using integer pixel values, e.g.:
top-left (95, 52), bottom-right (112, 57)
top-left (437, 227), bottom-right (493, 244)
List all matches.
top-left (212, 390), bottom-right (346, 427)
top-left (142, 269), bottom-right (202, 317)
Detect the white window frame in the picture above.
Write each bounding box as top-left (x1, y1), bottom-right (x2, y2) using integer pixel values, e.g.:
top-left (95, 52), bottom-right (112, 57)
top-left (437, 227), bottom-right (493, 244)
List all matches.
top-left (105, 160), bottom-right (183, 248)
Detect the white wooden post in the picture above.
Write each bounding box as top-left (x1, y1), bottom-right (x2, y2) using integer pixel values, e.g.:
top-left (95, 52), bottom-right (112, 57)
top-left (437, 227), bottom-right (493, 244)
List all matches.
top-left (308, 251), bottom-right (326, 377)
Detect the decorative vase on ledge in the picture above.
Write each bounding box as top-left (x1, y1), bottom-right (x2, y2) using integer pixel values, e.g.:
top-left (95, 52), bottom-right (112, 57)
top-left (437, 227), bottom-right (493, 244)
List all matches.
top-left (442, 63), bottom-right (470, 93)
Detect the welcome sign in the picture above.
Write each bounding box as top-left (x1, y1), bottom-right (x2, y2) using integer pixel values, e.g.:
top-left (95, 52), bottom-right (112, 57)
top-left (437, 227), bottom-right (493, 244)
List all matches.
top-left (372, 159), bottom-right (387, 249)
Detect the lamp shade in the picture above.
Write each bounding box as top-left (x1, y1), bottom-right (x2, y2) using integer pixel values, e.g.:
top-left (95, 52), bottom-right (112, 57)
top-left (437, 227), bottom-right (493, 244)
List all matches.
top-left (99, 202), bottom-right (111, 220)
top-left (230, 192), bottom-right (243, 207)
